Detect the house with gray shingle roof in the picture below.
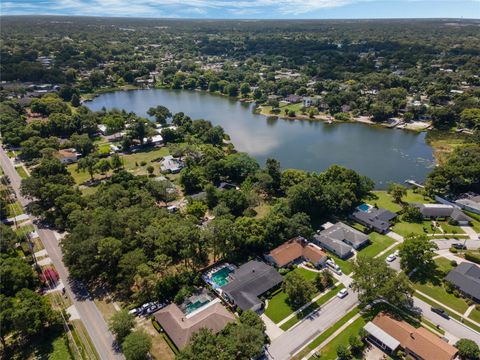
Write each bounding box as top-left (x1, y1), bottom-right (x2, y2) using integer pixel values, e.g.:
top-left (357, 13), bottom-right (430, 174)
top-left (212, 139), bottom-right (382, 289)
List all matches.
top-left (413, 203), bottom-right (472, 225)
top-left (313, 222), bottom-right (370, 259)
top-left (445, 262), bottom-right (480, 302)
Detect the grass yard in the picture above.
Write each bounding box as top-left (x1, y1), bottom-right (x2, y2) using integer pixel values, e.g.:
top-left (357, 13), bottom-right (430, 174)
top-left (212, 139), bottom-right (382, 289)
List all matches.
top-left (15, 165), bottom-right (29, 179)
top-left (413, 280), bottom-right (469, 314)
top-left (280, 284), bottom-right (345, 331)
top-left (16, 330), bottom-right (74, 360)
top-left (7, 201), bottom-right (23, 218)
top-left (68, 146), bottom-right (170, 185)
top-left (315, 315), bottom-right (366, 360)
top-left (378, 244), bottom-right (400, 261)
top-left (94, 299), bottom-right (118, 322)
top-left (253, 203), bottom-right (272, 219)
top-left (265, 267), bottom-right (321, 323)
top-left (464, 211), bottom-right (480, 232)
top-left (70, 319), bottom-right (100, 360)
top-left (438, 221), bottom-right (465, 234)
top-left (434, 257), bottom-right (454, 273)
top-left (292, 307), bottom-right (360, 360)
top-left (357, 233), bottom-right (396, 258)
top-left (469, 308), bottom-right (480, 323)
top-left (137, 318), bottom-right (176, 360)
top-left (368, 190), bottom-right (433, 214)
top-left (392, 220), bottom-right (437, 237)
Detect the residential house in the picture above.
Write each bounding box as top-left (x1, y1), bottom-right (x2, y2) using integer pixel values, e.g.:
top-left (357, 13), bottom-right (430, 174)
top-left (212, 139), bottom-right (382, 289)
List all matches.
top-left (413, 203), bottom-right (472, 225)
top-left (313, 222), bottom-right (370, 259)
top-left (154, 290), bottom-right (235, 350)
top-left (445, 262), bottom-right (480, 302)
top-left (97, 124), bottom-right (107, 135)
top-left (264, 237), bottom-right (327, 268)
top-left (341, 104), bottom-right (351, 113)
top-left (220, 260), bottom-right (283, 312)
top-left (285, 94), bottom-right (302, 104)
top-left (351, 208), bottom-right (397, 234)
top-left (455, 193), bottom-right (480, 215)
top-left (303, 96), bottom-right (321, 108)
top-left (143, 134), bottom-right (163, 146)
top-left (364, 313), bottom-right (457, 360)
top-left (160, 155), bottom-right (184, 174)
top-left (54, 149), bottom-right (79, 164)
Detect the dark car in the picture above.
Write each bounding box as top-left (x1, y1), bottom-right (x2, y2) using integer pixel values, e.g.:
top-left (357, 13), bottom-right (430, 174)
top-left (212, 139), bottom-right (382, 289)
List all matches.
top-left (452, 243), bottom-right (466, 250)
top-left (431, 307), bottom-right (450, 319)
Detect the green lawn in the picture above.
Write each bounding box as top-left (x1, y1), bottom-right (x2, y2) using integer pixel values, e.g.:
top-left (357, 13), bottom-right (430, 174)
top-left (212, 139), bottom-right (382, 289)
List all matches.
top-left (280, 284), bottom-right (345, 331)
top-left (469, 308), bottom-right (480, 323)
top-left (438, 221), bottom-right (465, 234)
top-left (464, 211), bottom-right (480, 232)
top-left (392, 220), bottom-right (437, 237)
top-left (7, 201), bottom-right (24, 218)
top-left (315, 315), bottom-right (366, 360)
top-left (369, 191), bottom-right (402, 213)
top-left (265, 267), bottom-right (320, 323)
top-left (68, 146), bottom-right (170, 185)
top-left (357, 233), bottom-right (396, 258)
top-left (15, 165), bottom-right (29, 179)
top-left (293, 307), bottom-right (360, 360)
top-left (413, 282), bottom-right (469, 314)
top-left (434, 257), bottom-right (454, 273)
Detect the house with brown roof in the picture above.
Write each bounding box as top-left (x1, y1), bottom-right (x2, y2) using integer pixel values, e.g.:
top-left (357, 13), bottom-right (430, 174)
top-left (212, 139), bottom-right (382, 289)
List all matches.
top-left (154, 293), bottom-right (235, 350)
top-left (54, 148), bottom-right (79, 164)
top-left (264, 237), bottom-right (327, 268)
top-left (364, 313), bottom-right (457, 360)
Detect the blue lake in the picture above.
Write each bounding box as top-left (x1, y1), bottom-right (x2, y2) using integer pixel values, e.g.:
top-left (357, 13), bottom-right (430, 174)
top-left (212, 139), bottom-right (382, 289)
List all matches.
top-left (86, 88), bottom-right (434, 189)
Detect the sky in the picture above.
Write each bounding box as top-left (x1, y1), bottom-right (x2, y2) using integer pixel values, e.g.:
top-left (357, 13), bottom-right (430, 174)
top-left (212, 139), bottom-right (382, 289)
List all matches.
top-left (1, 0), bottom-right (479, 19)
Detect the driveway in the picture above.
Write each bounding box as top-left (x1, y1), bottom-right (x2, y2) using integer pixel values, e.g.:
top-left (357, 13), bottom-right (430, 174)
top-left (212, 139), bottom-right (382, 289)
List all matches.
top-left (433, 239), bottom-right (480, 250)
top-left (266, 292), bottom-right (359, 360)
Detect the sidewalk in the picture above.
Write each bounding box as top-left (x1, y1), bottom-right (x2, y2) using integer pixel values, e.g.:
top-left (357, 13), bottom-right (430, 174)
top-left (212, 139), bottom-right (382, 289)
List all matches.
top-left (415, 289), bottom-right (480, 329)
top-left (385, 230), bottom-right (404, 243)
top-left (300, 313), bottom-right (362, 360)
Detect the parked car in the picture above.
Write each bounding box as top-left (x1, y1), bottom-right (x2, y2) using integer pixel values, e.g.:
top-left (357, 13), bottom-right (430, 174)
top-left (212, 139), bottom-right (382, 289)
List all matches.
top-left (326, 259), bottom-right (342, 274)
top-left (337, 289), bottom-right (348, 299)
top-left (452, 243), bottom-right (466, 250)
top-left (386, 254), bottom-right (396, 262)
top-left (128, 308), bottom-right (139, 316)
top-left (431, 307), bottom-right (450, 319)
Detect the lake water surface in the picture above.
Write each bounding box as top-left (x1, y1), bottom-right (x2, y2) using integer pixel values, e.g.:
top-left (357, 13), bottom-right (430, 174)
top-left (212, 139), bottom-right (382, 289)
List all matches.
top-left (86, 89), bottom-right (434, 188)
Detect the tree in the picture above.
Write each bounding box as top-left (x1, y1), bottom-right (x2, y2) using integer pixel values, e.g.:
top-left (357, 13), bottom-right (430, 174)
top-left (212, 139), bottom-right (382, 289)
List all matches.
top-left (0, 256), bottom-right (37, 297)
top-left (240, 83), bottom-right (251, 96)
top-left (122, 330), bottom-right (151, 360)
top-left (399, 234), bottom-right (438, 275)
top-left (71, 133), bottom-right (94, 156)
top-left (282, 271), bottom-right (316, 307)
top-left (387, 182), bottom-right (407, 203)
top-left (96, 159), bottom-right (111, 174)
top-left (402, 205), bottom-right (423, 223)
top-left (315, 270), bottom-right (334, 292)
top-left (460, 108), bottom-right (480, 129)
top-left (71, 93), bottom-right (80, 107)
top-left (266, 158), bottom-right (282, 195)
top-left (336, 344), bottom-right (352, 360)
top-left (352, 256), bottom-right (413, 309)
top-left (455, 338), bottom-right (480, 360)
top-left (146, 165), bottom-right (154, 176)
top-left (349, 334), bottom-right (364, 354)
top-left (10, 288), bottom-right (62, 339)
top-left (186, 200), bottom-right (207, 219)
top-left (77, 155), bottom-right (99, 181)
top-left (370, 102), bottom-right (393, 122)
top-left (111, 153), bottom-right (124, 171)
top-left (147, 105), bottom-right (172, 124)
top-left (109, 309), bottom-right (135, 343)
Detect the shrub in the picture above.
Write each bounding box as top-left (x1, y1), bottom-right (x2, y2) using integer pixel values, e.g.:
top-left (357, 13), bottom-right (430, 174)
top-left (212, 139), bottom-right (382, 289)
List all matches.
top-left (449, 247), bottom-right (458, 253)
top-left (450, 260), bottom-right (457, 267)
top-left (465, 251), bottom-right (480, 264)
top-left (336, 344), bottom-right (351, 360)
top-left (140, 160), bottom-right (147, 166)
top-left (151, 319), bottom-right (161, 332)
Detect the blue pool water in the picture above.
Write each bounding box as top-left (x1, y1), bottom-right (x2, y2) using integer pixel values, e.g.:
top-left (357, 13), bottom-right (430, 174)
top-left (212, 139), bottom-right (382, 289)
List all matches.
top-left (357, 204), bottom-right (370, 212)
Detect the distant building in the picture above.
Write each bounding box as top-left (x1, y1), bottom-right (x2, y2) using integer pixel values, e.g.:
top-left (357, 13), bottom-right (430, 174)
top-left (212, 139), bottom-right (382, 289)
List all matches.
top-left (413, 203), bottom-right (472, 225)
top-left (54, 149), bottom-right (79, 164)
top-left (154, 289), bottom-right (235, 350)
top-left (285, 94), bottom-right (302, 104)
top-left (220, 260), bottom-right (283, 312)
top-left (313, 222), bottom-right (370, 259)
top-left (160, 155), bottom-right (184, 174)
top-left (351, 208), bottom-right (397, 234)
top-left (264, 237), bottom-right (327, 268)
top-left (455, 193), bottom-right (480, 215)
top-left (364, 313), bottom-right (457, 360)
top-left (303, 96), bottom-right (321, 108)
top-left (97, 124), bottom-right (107, 135)
top-left (445, 262), bottom-right (480, 302)
top-left (143, 134), bottom-right (163, 146)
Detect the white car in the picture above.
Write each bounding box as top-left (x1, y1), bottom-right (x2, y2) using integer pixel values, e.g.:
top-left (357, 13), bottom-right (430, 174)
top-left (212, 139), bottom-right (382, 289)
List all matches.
top-left (337, 288), bottom-right (348, 299)
top-left (386, 254), bottom-right (397, 262)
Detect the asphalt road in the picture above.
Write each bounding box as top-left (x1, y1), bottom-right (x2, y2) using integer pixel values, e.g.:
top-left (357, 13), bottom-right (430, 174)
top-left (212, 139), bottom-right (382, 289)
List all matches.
top-left (413, 297), bottom-right (480, 344)
top-left (0, 147), bottom-right (123, 360)
top-left (267, 292), bottom-right (359, 360)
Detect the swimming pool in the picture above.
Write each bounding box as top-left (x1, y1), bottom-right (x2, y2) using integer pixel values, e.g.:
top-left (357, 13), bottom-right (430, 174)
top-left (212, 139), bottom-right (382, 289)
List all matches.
top-left (357, 203), bottom-right (371, 212)
top-left (211, 267), bottom-right (233, 287)
top-left (186, 299), bottom-right (211, 314)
